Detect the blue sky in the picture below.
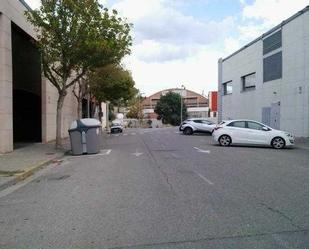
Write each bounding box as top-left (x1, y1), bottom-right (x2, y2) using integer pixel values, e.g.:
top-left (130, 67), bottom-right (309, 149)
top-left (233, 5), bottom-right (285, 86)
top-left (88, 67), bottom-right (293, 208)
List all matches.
top-left (26, 0), bottom-right (309, 96)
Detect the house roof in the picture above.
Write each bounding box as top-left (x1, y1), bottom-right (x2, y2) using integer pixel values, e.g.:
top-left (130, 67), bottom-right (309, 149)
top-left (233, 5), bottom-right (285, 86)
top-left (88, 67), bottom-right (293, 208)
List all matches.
top-left (222, 5), bottom-right (309, 62)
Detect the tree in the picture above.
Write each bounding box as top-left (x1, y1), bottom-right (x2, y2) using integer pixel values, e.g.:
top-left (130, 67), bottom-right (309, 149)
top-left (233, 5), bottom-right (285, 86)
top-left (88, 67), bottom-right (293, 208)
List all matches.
top-left (72, 76), bottom-right (89, 119)
top-left (89, 64), bottom-right (137, 106)
top-left (154, 92), bottom-right (187, 126)
top-left (126, 94), bottom-right (144, 119)
top-left (26, 0), bottom-right (132, 148)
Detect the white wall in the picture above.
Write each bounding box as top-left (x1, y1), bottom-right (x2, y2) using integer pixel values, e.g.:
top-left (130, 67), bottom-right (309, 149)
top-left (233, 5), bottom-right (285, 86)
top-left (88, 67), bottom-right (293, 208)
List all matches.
top-left (220, 10), bottom-right (309, 137)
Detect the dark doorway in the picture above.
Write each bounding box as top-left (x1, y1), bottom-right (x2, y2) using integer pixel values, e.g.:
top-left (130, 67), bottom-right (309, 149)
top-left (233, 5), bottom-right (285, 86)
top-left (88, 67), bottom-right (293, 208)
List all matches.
top-left (11, 23), bottom-right (42, 146)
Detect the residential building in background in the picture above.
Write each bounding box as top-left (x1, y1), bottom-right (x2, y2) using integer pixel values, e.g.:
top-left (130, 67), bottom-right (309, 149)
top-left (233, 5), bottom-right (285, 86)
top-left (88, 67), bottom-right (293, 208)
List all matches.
top-left (218, 6), bottom-right (309, 137)
top-left (0, 0), bottom-right (78, 153)
top-left (142, 88), bottom-right (209, 120)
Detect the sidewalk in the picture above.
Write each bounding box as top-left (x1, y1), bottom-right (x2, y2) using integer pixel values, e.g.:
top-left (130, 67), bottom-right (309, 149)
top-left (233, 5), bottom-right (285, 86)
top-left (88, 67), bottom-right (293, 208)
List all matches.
top-left (0, 139), bottom-right (71, 191)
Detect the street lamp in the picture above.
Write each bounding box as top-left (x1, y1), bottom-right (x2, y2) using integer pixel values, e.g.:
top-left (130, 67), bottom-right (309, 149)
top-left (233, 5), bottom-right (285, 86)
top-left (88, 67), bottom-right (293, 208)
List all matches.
top-left (139, 92), bottom-right (145, 128)
top-left (180, 85), bottom-right (185, 123)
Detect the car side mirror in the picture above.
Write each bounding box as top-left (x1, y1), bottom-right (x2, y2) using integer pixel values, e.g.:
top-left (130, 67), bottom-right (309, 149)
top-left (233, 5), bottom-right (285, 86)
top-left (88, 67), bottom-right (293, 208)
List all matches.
top-left (262, 127), bottom-right (270, 131)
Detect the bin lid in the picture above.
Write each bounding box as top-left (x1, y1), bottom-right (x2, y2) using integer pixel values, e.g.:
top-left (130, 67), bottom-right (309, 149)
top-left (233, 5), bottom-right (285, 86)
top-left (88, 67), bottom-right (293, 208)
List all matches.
top-left (70, 118), bottom-right (101, 130)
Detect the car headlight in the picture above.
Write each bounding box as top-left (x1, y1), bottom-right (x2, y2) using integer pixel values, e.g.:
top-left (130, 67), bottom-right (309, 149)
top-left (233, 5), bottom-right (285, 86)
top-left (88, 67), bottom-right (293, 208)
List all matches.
top-left (284, 132), bottom-right (293, 138)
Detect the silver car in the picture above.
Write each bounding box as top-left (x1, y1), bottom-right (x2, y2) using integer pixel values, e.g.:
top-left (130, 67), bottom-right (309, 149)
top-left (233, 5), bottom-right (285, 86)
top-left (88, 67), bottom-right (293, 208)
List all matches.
top-left (180, 118), bottom-right (216, 135)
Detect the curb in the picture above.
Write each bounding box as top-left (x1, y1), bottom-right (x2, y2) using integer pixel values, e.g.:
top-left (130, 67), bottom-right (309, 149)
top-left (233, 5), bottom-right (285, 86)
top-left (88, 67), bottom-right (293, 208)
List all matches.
top-left (0, 154), bottom-right (66, 192)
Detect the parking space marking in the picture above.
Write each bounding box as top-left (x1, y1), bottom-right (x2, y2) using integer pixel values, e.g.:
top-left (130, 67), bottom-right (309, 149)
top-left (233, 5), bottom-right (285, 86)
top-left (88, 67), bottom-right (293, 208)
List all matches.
top-left (67, 149), bottom-right (112, 159)
top-left (194, 171), bottom-right (214, 185)
top-left (194, 147), bottom-right (210, 154)
top-left (123, 134), bottom-right (128, 136)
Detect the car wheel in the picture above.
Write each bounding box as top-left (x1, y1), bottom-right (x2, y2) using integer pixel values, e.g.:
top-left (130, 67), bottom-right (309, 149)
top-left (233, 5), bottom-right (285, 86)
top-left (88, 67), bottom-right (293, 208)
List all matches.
top-left (183, 127), bottom-right (193, 135)
top-left (219, 135), bottom-right (231, 146)
top-left (271, 137), bottom-right (285, 149)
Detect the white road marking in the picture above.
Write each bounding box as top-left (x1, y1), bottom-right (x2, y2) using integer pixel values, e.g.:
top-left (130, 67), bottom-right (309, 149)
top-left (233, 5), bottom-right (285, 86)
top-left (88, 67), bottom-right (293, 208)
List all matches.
top-left (194, 171), bottom-right (214, 185)
top-left (123, 134), bottom-right (128, 136)
top-left (131, 149), bottom-right (143, 157)
top-left (194, 147), bottom-right (210, 153)
top-left (68, 149), bottom-right (112, 158)
top-left (171, 153), bottom-right (179, 158)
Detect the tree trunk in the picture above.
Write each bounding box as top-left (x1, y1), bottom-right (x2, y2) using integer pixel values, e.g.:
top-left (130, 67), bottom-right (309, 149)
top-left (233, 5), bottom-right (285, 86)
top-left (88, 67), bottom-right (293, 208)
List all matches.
top-left (77, 99), bottom-right (83, 119)
top-left (56, 91), bottom-right (67, 149)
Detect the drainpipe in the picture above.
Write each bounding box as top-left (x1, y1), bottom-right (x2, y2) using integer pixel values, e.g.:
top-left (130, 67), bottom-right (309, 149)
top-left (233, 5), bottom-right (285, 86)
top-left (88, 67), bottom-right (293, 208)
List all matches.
top-left (218, 58), bottom-right (223, 123)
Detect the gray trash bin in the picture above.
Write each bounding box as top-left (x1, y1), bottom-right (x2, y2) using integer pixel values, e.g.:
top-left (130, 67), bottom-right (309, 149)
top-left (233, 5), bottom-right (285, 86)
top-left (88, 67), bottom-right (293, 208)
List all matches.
top-left (68, 119), bottom-right (102, 155)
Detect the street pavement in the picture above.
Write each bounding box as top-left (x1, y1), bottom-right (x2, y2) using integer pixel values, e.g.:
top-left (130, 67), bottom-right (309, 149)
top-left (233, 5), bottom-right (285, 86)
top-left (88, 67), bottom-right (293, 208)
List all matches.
top-left (0, 127), bottom-right (309, 249)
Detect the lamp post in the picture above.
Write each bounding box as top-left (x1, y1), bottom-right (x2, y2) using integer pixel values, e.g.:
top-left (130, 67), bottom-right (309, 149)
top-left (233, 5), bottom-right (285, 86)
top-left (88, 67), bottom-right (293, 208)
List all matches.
top-left (180, 85), bottom-right (185, 123)
top-left (139, 92), bottom-right (145, 128)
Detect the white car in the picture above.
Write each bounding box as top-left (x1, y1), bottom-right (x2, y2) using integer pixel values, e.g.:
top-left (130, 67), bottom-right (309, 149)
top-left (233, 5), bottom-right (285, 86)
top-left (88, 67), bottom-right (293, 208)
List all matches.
top-left (110, 123), bottom-right (123, 134)
top-left (180, 118), bottom-right (216, 135)
top-left (212, 120), bottom-right (294, 149)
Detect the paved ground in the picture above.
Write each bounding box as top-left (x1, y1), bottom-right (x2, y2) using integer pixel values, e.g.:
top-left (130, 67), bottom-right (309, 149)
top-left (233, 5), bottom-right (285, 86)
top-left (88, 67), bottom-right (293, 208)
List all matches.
top-left (0, 139), bottom-right (70, 190)
top-left (0, 127), bottom-right (309, 249)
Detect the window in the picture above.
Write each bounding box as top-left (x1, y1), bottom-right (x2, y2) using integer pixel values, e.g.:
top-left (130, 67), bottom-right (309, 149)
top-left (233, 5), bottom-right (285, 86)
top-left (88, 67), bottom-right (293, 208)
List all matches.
top-left (227, 121), bottom-right (246, 128)
top-left (223, 81), bottom-right (232, 95)
top-left (263, 52), bottom-right (282, 82)
top-left (247, 121), bottom-right (264, 130)
top-left (242, 73), bottom-right (256, 91)
top-left (193, 120), bottom-right (202, 123)
top-left (263, 30), bottom-right (282, 55)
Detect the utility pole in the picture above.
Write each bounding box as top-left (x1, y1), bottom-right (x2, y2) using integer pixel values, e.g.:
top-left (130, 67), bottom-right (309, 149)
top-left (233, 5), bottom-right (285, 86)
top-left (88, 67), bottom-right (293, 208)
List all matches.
top-left (180, 85), bottom-right (185, 123)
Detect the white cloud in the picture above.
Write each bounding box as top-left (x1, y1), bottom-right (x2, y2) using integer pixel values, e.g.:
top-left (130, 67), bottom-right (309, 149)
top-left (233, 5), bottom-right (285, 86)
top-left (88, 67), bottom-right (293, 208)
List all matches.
top-left (124, 47), bottom-right (222, 95)
top-left (224, 37), bottom-right (241, 54)
top-left (112, 0), bottom-right (235, 46)
top-left (242, 0), bottom-right (309, 24)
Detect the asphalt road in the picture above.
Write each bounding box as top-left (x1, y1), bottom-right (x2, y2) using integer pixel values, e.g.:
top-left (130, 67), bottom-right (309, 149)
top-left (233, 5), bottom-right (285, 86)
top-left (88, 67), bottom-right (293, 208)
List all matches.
top-left (1, 127), bottom-right (309, 249)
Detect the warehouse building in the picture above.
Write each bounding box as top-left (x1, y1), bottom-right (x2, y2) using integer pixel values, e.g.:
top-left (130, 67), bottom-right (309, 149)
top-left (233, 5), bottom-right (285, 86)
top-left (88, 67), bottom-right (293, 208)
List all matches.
top-left (218, 6), bottom-right (309, 137)
top-left (142, 88), bottom-right (209, 119)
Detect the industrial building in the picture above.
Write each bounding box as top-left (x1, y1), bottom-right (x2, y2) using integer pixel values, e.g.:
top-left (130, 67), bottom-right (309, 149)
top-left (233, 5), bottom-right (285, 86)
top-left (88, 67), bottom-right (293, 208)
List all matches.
top-left (218, 6), bottom-right (309, 137)
top-left (142, 88), bottom-right (209, 119)
top-left (0, 0), bottom-right (78, 153)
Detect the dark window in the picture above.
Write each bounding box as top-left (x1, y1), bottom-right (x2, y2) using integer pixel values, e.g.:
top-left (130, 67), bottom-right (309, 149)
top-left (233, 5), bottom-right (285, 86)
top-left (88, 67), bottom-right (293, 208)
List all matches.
top-left (263, 30), bottom-right (282, 55)
top-left (227, 121), bottom-right (246, 128)
top-left (247, 121), bottom-right (264, 130)
top-left (241, 73), bottom-right (256, 91)
top-left (263, 52), bottom-right (282, 82)
top-left (223, 81), bottom-right (232, 95)
top-left (193, 120), bottom-right (202, 123)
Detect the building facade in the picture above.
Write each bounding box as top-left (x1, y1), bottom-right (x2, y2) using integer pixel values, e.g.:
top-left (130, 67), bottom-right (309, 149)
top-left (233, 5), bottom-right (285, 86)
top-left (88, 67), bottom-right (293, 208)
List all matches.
top-left (218, 6), bottom-right (309, 137)
top-left (208, 91), bottom-right (217, 118)
top-left (142, 88), bottom-right (209, 119)
top-left (0, 0), bottom-right (78, 153)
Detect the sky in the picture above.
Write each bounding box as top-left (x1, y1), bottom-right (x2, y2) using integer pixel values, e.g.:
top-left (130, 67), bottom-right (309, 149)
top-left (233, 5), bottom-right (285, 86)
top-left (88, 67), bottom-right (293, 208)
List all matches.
top-left (26, 0), bottom-right (309, 96)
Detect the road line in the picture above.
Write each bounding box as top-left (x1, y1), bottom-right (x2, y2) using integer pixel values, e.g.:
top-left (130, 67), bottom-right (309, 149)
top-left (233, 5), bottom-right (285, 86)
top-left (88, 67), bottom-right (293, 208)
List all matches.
top-left (194, 171), bottom-right (214, 185)
top-left (68, 149), bottom-right (112, 158)
top-left (194, 147), bottom-right (210, 153)
top-left (171, 153), bottom-right (179, 158)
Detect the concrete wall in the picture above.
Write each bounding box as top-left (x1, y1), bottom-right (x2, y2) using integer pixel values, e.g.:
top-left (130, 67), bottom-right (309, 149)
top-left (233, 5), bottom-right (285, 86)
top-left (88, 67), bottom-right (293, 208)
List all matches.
top-left (219, 9), bottom-right (309, 137)
top-left (0, 0), bottom-right (78, 152)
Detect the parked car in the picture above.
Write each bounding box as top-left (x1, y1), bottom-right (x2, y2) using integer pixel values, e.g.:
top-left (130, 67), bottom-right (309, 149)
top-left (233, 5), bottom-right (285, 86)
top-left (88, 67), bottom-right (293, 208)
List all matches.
top-left (180, 118), bottom-right (216, 135)
top-left (110, 123), bottom-right (123, 134)
top-left (212, 119), bottom-right (294, 149)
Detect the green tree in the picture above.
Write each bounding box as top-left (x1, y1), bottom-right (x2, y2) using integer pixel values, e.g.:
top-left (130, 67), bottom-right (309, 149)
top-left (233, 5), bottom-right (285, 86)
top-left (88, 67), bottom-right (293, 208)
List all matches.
top-left (154, 92), bottom-right (187, 126)
top-left (26, 0), bottom-right (132, 148)
top-left (89, 64), bottom-right (137, 106)
top-left (126, 94), bottom-right (144, 119)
